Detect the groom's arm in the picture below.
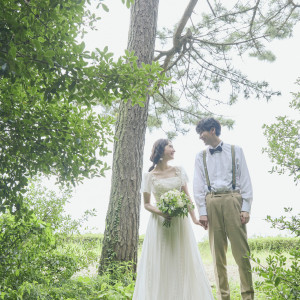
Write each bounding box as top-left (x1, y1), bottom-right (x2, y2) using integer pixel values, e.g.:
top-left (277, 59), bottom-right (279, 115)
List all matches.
top-left (193, 152), bottom-right (208, 229)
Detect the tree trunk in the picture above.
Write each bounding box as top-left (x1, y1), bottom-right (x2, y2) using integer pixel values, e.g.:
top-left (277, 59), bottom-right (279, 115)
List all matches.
top-left (99, 0), bottom-right (159, 273)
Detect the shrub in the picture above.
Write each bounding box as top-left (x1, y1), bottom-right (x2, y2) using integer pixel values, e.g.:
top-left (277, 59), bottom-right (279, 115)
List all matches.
top-left (0, 179), bottom-right (99, 299)
top-left (248, 236), bottom-right (299, 252)
top-left (66, 233), bottom-right (103, 245)
top-left (25, 178), bottom-right (97, 236)
top-left (0, 274), bottom-right (135, 300)
top-left (0, 212), bottom-right (56, 289)
top-left (251, 208), bottom-right (300, 300)
top-left (197, 236), bottom-right (298, 253)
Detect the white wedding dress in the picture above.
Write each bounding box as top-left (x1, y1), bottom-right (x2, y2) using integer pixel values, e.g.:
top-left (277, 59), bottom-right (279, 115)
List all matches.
top-left (133, 166), bottom-right (214, 300)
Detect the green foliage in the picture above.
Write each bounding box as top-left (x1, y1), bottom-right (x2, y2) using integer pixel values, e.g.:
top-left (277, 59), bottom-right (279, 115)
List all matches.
top-left (258, 79), bottom-right (300, 298)
top-left (71, 233), bottom-right (149, 251)
top-left (2, 274), bottom-right (135, 300)
top-left (0, 0), bottom-right (170, 213)
top-left (0, 274), bottom-right (135, 300)
top-left (262, 78), bottom-right (300, 184)
top-left (251, 208), bottom-right (300, 299)
top-left (197, 236), bottom-right (299, 253)
top-left (0, 178), bottom-right (137, 299)
top-left (248, 236), bottom-right (299, 252)
top-left (0, 212), bottom-right (55, 288)
top-left (1, 0), bottom-right (167, 106)
top-left (265, 207), bottom-right (300, 238)
top-left (0, 181), bottom-right (100, 299)
top-left (0, 226), bottom-right (134, 299)
top-left (70, 233), bottom-right (104, 244)
top-left (25, 178), bottom-right (97, 235)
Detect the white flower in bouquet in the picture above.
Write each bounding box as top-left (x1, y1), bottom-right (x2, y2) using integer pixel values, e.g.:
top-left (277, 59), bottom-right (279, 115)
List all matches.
top-left (177, 200), bottom-right (184, 208)
top-left (157, 189), bottom-right (194, 227)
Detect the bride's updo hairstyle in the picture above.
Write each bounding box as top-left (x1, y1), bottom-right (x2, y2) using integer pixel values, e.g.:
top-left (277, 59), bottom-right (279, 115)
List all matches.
top-left (148, 139), bottom-right (169, 172)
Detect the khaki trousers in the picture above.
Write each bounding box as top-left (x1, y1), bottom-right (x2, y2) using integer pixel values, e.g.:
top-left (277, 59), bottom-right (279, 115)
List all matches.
top-left (206, 192), bottom-right (254, 300)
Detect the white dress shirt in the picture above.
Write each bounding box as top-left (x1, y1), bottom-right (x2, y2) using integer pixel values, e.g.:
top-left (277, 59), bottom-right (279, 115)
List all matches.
top-left (193, 142), bottom-right (253, 216)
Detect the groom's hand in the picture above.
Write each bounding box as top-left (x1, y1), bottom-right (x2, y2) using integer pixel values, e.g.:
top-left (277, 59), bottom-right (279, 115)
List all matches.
top-left (240, 211), bottom-right (250, 224)
top-left (199, 215), bottom-right (208, 230)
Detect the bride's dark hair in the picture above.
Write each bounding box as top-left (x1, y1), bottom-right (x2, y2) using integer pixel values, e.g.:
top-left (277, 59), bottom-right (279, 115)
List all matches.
top-left (148, 139), bottom-right (169, 172)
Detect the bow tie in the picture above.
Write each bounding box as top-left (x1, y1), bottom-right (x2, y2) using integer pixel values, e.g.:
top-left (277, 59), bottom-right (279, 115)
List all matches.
top-left (209, 145), bottom-right (222, 155)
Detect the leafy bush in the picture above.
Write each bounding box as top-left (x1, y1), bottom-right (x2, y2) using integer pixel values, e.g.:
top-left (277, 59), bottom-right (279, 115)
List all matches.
top-left (262, 80), bottom-right (300, 184)
top-left (25, 178), bottom-right (97, 236)
top-left (0, 212), bottom-right (56, 288)
top-left (0, 264), bottom-right (135, 300)
top-left (197, 236), bottom-right (298, 253)
top-left (251, 208), bottom-right (300, 300)
top-left (67, 233), bottom-right (104, 245)
top-left (0, 180), bottom-right (100, 299)
top-left (248, 236), bottom-right (299, 252)
top-left (0, 274), bottom-right (135, 300)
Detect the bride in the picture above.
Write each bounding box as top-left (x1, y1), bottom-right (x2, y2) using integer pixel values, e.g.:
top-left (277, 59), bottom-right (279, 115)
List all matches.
top-left (133, 139), bottom-right (214, 299)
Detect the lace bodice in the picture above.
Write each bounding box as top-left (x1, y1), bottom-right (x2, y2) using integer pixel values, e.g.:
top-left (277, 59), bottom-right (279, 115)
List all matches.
top-left (141, 166), bottom-right (188, 202)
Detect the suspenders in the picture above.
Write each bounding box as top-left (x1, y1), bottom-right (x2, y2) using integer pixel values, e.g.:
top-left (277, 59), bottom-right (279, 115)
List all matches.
top-left (202, 145), bottom-right (236, 192)
top-left (231, 145), bottom-right (236, 190)
top-left (202, 150), bottom-right (211, 191)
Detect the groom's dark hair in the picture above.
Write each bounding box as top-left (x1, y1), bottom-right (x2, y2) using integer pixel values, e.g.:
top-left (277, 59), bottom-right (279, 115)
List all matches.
top-left (196, 118), bottom-right (221, 136)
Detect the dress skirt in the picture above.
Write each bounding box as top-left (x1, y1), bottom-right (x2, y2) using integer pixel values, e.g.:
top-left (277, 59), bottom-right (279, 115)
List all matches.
top-left (133, 214), bottom-right (214, 300)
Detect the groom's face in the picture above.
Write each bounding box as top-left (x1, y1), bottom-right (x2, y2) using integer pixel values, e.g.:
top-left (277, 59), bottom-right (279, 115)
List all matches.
top-left (199, 128), bottom-right (215, 146)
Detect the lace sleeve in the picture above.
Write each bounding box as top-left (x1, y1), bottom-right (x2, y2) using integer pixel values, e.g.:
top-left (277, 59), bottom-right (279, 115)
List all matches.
top-left (178, 166), bottom-right (189, 186)
top-left (141, 172), bottom-right (152, 194)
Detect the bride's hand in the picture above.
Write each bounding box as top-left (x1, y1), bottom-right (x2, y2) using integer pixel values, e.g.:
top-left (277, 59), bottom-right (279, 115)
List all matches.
top-left (192, 218), bottom-right (201, 226)
top-left (163, 214), bottom-right (172, 221)
top-left (158, 211), bottom-right (172, 220)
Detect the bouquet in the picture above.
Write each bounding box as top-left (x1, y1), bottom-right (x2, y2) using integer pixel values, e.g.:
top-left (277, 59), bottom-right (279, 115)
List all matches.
top-left (157, 189), bottom-right (194, 227)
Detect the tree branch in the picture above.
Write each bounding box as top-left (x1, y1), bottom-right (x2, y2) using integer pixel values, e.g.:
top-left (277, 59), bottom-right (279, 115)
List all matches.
top-left (173, 0), bottom-right (198, 46)
top-left (289, 0), bottom-right (300, 8)
top-left (206, 0), bottom-right (216, 17)
top-left (249, 0), bottom-right (261, 36)
top-left (154, 0), bottom-right (198, 70)
top-left (191, 34), bottom-right (268, 47)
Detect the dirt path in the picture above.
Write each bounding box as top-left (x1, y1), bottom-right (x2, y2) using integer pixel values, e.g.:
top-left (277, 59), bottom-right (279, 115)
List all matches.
top-left (204, 264), bottom-right (240, 286)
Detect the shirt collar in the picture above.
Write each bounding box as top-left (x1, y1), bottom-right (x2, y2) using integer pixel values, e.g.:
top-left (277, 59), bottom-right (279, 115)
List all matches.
top-left (209, 141), bottom-right (223, 150)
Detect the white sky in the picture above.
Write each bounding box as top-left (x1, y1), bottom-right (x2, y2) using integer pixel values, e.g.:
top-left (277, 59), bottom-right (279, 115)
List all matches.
top-left (64, 0), bottom-right (300, 241)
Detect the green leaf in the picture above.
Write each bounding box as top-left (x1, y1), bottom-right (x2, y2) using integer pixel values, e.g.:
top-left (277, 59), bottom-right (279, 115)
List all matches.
top-left (32, 39), bottom-right (42, 52)
top-left (102, 3), bottom-right (109, 12)
top-left (274, 276), bottom-right (281, 286)
top-left (8, 45), bottom-right (17, 59)
top-left (38, 37), bottom-right (45, 43)
top-left (45, 50), bottom-right (55, 58)
top-left (79, 41), bottom-right (85, 53)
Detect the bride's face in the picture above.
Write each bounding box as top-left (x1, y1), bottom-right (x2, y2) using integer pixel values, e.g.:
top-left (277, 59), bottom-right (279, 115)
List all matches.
top-left (163, 142), bottom-right (175, 161)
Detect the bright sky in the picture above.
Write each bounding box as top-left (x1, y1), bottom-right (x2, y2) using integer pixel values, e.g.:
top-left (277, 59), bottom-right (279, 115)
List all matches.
top-left (65, 0), bottom-right (300, 241)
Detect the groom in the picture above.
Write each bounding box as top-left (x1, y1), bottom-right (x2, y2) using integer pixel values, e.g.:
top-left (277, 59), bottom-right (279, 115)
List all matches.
top-left (193, 117), bottom-right (254, 300)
